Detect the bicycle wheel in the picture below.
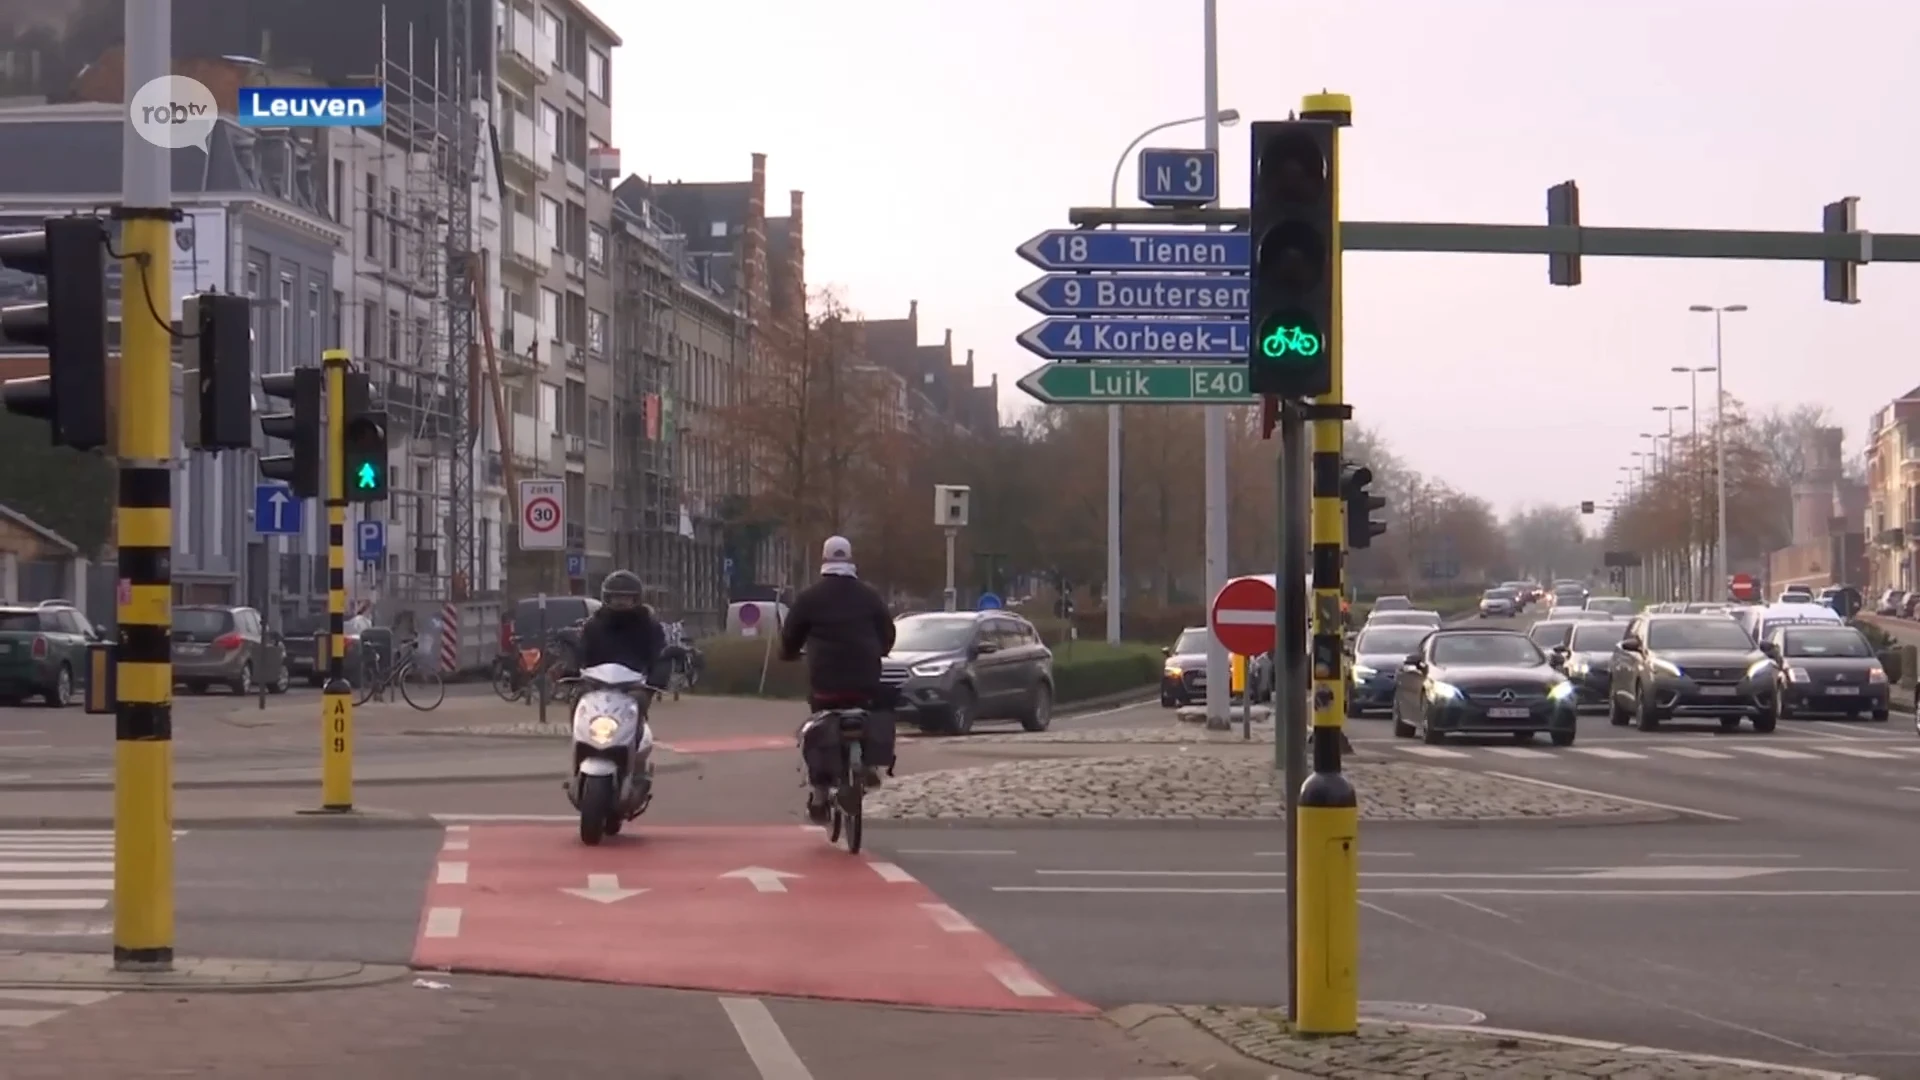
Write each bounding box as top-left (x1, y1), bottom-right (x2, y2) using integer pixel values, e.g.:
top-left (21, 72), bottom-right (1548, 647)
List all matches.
top-left (400, 663), bottom-right (446, 711)
top-left (843, 743), bottom-right (865, 854)
top-left (492, 662), bottom-right (521, 702)
top-left (352, 676), bottom-right (379, 707)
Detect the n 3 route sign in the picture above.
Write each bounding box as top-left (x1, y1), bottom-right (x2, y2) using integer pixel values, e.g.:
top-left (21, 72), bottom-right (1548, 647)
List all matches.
top-left (1210, 576), bottom-right (1278, 657)
top-left (1017, 362), bottom-right (1254, 405)
top-left (1017, 229), bottom-right (1249, 273)
top-left (1138, 147), bottom-right (1218, 207)
top-left (1016, 274), bottom-right (1248, 317)
top-left (1017, 318), bottom-right (1248, 361)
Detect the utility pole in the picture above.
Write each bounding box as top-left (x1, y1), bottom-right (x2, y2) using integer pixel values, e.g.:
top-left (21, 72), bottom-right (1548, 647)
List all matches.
top-left (320, 349), bottom-right (355, 811)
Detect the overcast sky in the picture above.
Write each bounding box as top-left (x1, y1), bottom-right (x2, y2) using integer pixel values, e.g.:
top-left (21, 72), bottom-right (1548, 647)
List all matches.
top-left (604, 0), bottom-right (1920, 516)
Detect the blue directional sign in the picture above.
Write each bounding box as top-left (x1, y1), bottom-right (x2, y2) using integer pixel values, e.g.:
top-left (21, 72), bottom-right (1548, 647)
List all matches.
top-left (355, 520), bottom-right (385, 563)
top-left (1017, 229), bottom-right (1248, 273)
top-left (977, 592), bottom-right (1003, 611)
top-left (1138, 148), bottom-right (1218, 207)
top-left (1016, 273), bottom-right (1248, 317)
top-left (1017, 318), bottom-right (1249, 361)
top-left (253, 484), bottom-right (302, 535)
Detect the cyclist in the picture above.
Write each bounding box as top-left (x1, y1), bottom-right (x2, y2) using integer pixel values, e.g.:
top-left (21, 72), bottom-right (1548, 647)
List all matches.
top-left (780, 536), bottom-right (897, 824)
top-left (576, 570), bottom-right (667, 683)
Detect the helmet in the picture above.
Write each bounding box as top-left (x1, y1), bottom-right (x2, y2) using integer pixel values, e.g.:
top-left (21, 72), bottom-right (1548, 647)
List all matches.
top-left (601, 569), bottom-right (644, 611)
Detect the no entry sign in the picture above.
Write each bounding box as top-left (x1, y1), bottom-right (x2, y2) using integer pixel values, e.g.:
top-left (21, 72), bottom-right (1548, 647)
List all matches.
top-left (1728, 572), bottom-right (1757, 601)
top-left (1210, 576), bottom-right (1278, 656)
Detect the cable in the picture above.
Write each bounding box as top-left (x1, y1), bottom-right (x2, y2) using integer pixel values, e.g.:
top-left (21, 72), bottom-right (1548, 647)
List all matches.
top-left (101, 236), bottom-right (198, 340)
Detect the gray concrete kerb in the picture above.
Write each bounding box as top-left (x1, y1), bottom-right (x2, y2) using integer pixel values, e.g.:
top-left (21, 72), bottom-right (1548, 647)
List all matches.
top-left (0, 951), bottom-right (412, 994)
top-left (0, 807), bottom-right (443, 830)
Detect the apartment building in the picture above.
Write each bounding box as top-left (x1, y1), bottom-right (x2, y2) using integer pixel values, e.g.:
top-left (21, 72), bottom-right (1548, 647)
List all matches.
top-left (1864, 392), bottom-right (1920, 591)
top-left (854, 300), bottom-right (1001, 437)
top-left (492, 0), bottom-right (621, 596)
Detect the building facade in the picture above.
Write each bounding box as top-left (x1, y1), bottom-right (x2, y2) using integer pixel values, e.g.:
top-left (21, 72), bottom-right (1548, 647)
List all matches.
top-left (1864, 393), bottom-right (1920, 593)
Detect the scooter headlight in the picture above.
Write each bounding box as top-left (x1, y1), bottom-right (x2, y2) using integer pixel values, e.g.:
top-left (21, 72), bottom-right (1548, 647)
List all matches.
top-left (587, 715), bottom-right (619, 746)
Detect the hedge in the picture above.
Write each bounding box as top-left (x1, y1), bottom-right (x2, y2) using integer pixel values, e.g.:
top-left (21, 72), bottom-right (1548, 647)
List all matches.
top-left (692, 635), bottom-right (1160, 704)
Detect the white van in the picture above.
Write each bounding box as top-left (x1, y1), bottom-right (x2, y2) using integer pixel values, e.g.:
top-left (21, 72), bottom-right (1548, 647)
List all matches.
top-left (1733, 601), bottom-right (1843, 645)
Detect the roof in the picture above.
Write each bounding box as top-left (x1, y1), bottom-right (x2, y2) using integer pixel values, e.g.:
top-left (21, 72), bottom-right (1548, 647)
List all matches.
top-left (0, 503), bottom-right (78, 555)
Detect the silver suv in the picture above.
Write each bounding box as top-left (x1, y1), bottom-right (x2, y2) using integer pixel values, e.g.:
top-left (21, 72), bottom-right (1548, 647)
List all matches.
top-left (884, 611), bottom-right (1054, 735)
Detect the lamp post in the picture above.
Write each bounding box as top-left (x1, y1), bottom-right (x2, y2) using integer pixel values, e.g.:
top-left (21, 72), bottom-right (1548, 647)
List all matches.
top-left (1101, 107), bottom-right (1241, 646)
top-left (1689, 304), bottom-right (1747, 598)
top-left (1653, 406), bottom-right (1689, 596)
top-left (1672, 365), bottom-right (1716, 599)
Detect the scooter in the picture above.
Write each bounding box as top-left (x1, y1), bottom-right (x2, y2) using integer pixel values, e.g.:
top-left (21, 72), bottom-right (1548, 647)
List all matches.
top-left (562, 662), bottom-right (657, 845)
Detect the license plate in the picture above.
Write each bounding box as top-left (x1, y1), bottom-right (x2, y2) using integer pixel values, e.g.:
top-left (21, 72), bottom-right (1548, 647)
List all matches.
top-left (1827, 686), bottom-right (1860, 695)
top-left (176, 644), bottom-right (204, 655)
top-left (1487, 706), bottom-right (1530, 719)
top-left (1699, 685), bottom-right (1737, 696)
top-left (1191, 678), bottom-right (1207, 690)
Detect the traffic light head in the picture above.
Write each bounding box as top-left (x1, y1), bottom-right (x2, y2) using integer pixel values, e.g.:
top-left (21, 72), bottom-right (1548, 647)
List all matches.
top-left (184, 293), bottom-right (255, 452)
top-left (0, 217), bottom-right (107, 450)
top-left (1580, 500), bottom-right (1595, 514)
top-left (1247, 121), bottom-right (1336, 399)
top-left (343, 411), bottom-right (389, 502)
top-left (258, 367), bottom-right (322, 498)
top-left (1341, 465), bottom-right (1387, 550)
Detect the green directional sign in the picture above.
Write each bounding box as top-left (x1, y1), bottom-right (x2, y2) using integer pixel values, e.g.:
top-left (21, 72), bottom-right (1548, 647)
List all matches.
top-left (1016, 362), bottom-right (1256, 405)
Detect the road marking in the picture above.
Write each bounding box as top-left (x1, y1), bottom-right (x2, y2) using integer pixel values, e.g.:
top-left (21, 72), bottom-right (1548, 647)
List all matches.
top-left (1652, 746), bottom-right (1731, 759)
top-left (1397, 746), bottom-right (1469, 758)
top-left (1486, 747), bottom-right (1552, 758)
top-left (1480, 771), bottom-right (1739, 821)
top-left (0, 861), bottom-right (111, 873)
top-left (894, 848), bottom-right (1016, 856)
top-left (433, 814), bottom-right (577, 822)
top-left (0, 878), bottom-right (112, 891)
top-left (423, 907), bottom-right (462, 938)
top-left (994, 886), bottom-right (1920, 898)
top-left (1647, 853), bottom-right (1799, 860)
top-left (1568, 747), bottom-right (1644, 760)
top-left (441, 838), bottom-right (469, 852)
top-left (919, 902), bottom-right (979, 933)
top-left (444, 823), bottom-right (470, 832)
top-left (436, 861), bottom-right (468, 885)
top-left (719, 997), bottom-right (815, 1080)
top-left (985, 961), bottom-right (1055, 997)
top-left (867, 861), bottom-right (915, 884)
top-left (1438, 893), bottom-right (1513, 920)
top-left (1816, 746), bottom-right (1900, 759)
top-left (1256, 851), bottom-right (1413, 857)
top-left (0, 898), bottom-right (108, 911)
top-left (1728, 746), bottom-right (1818, 760)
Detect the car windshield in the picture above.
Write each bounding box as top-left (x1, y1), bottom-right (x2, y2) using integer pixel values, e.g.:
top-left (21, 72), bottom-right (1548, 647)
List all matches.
top-left (1781, 627), bottom-right (1872, 658)
top-left (1646, 619), bottom-right (1756, 651)
top-left (1757, 617), bottom-right (1841, 642)
top-left (0, 611), bottom-right (40, 632)
top-left (1482, 590), bottom-right (1512, 600)
top-left (1372, 596), bottom-right (1411, 611)
top-left (1569, 622), bottom-right (1629, 650)
top-left (1528, 622), bottom-right (1575, 649)
top-left (893, 617), bottom-right (979, 652)
top-left (1171, 629), bottom-right (1210, 654)
top-left (1586, 597), bottom-right (1635, 613)
top-left (1356, 628), bottom-right (1429, 656)
top-left (1431, 634), bottom-right (1545, 667)
top-left (1371, 611), bottom-right (1439, 626)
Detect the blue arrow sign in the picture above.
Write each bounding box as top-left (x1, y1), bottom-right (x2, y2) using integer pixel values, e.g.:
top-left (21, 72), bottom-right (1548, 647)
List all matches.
top-left (1017, 318), bottom-right (1249, 361)
top-left (1138, 148), bottom-right (1218, 207)
top-left (253, 484), bottom-right (302, 536)
top-left (1016, 273), bottom-right (1248, 317)
top-left (355, 520), bottom-right (386, 563)
top-left (1016, 229), bottom-right (1248, 273)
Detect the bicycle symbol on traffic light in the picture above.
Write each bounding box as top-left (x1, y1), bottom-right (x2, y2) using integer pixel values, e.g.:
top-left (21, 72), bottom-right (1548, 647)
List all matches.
top-left (1260, 324), bottom-right (1322, 359)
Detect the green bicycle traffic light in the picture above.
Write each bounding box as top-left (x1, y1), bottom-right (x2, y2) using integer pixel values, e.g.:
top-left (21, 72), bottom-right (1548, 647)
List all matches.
top-left (1247, 120), bottom-right (1337, 398)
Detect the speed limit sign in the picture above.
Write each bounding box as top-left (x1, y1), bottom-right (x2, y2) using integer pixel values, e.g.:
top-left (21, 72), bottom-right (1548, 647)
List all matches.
top-left (519, 479), bottom-right (565, 550)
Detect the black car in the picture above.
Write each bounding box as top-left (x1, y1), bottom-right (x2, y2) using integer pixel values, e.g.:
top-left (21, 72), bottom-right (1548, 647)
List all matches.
top-left (1161, 627), bottom-right (1211, 707)
top-left (1526, 619), bottom-right (1579, 653)
top-left (1609, 614), bottom-right (1777, 732)
top-left (1347, 624), bottom-right (1434, 717)
top-left (1391, 628), bottom-right (1579, 746)
top-left (1766, 623), bottom-right (1890, 722)
top-left (1562, 619), bottom-right (1629, 707)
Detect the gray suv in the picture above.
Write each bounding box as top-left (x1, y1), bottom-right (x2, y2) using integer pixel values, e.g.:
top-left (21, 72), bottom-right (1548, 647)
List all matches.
top-left (884, 611), bottom-right (1054, 735)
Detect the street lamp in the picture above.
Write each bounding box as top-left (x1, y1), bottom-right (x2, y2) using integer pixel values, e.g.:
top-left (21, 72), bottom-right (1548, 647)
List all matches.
top-left (1690, 303), bottom-right (1747, 599)
top-left (1653, 405), bottom-right (1690, 598)
top-left (1672, 365), bottom-right (1716, 599)
top-left (1099, 107), bottom-right (1241, 645)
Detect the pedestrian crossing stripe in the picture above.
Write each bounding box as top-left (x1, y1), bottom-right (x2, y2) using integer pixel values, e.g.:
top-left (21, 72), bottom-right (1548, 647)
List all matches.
top-left (1391, 744), bottom-right (1920, 761)
top-left (0, 831), bottom-right (188, 917)
top-left (0, 988), bottom-right (116, 1030)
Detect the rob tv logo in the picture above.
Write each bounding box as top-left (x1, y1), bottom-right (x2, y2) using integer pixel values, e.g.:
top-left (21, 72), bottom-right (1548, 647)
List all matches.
top-left (236, 86), bottom-right (385, 128)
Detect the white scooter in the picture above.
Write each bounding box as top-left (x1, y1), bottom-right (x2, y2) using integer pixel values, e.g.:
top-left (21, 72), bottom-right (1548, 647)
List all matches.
top-left (563, 662), bottom-right (657, 845)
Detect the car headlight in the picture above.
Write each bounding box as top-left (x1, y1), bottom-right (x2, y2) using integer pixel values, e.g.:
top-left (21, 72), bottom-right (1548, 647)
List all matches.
top-left (911, 660), bottom-right (955, 678)
top-left (1566, 658), bottom-right (1588, 677)
top-left (1549, 681), bottom-right (1577, 701)
top-left (1163, 664), bottom-right (1183, 677)
top-left (1785, 666), bottom-right (1810, 684)
top-left (586, 715), bottom-right (619, 746)
top-left (1651, 658), bottom-right (1683, 677)
top-left (1869, 666), bottom-right (1888, 684)
top-left (1426, 680), bottom-right (1461, 702)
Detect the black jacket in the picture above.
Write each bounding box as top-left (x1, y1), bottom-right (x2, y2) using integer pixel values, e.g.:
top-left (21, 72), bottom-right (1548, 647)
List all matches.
top-left (781, 574), bottom-right (896, 696)
top-left (577, 604), bottom-right (666, 678)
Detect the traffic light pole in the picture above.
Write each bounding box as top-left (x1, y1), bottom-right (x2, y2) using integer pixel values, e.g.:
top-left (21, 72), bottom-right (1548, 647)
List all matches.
top-left (320, 349), bottom-right (354, 811)
top-left (112, 0), bottom-right (178, 973)
top-left (1296, 92), bottom-right (1359, 1037)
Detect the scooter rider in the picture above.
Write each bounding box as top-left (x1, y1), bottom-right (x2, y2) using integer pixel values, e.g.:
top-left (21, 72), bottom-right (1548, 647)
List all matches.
top-left (577, 570), bottom-right (667, 685)
top-left (780, 536), bottom-right (897, 823)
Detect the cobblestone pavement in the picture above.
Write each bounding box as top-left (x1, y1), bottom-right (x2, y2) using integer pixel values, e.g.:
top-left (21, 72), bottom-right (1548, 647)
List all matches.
top-left (1175, 1006), bottom-right (1871, 1079)
top-left (962, 727), bottom-right (1283, 745)
top-left (864, 754), bottom-right (1644, 821)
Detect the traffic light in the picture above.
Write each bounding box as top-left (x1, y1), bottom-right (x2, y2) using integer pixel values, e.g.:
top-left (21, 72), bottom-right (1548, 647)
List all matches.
top-left (341, 370), bottom-right (388, 503)
top-left (1580, 500), bottom-right (1595, 514)
top-left (1547, 181), bottom-right (1582, 287)
top-left (1247, 120), bottom-right (1336, 398)
top-left (0, 217), bottom-right (108, 449)
top-left (1824, 196), bottom-right (1861, 305)
top-left (183, 293), bottom-right (255, 452)
top-left (1342, 465), bottom-right (1386, 550)
top-left (258, 367), bottom-right (321, 498)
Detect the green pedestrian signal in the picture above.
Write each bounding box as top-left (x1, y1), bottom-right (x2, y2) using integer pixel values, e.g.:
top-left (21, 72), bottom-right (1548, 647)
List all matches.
top-left (341, 409), bottom-right (388, 504)
top-left (355, 462), bottom-right (378, 490)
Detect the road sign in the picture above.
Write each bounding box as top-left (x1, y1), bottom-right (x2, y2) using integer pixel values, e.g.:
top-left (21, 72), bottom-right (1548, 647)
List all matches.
top-left (1729, 572), bottom-right (1757, 601)
top-left (1138, 147), bottom-right (1218, 207)
top-left (977, 592), bottom-right (1002, 611)
top-left (355, 520), bottom-right (385, 563)
top-left (566, 552), bottom-right (585, 579)
top-left (253, 484), bottom-right (302, 535)
top-left (1016, 229), bottom-right (1248, 273)
top-left (723, 556), bottom-right (736, 582)
top-left (1018, 362), bottom-right (1254, 405)
top-left (1015, 273), bottom-right (1247, 317)
top-left (739, 603), bottom-right (761, 628)
top-left (1210, 576), bottom-right (1277, 656)
top-left (1017, 318), bottom-right (1248, 361)
top-left (518, 479), bottom-right (565, 550)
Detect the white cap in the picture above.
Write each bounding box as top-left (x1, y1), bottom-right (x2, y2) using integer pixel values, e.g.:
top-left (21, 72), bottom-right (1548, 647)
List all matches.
top-left (822, 535), bottom-right (853, 562)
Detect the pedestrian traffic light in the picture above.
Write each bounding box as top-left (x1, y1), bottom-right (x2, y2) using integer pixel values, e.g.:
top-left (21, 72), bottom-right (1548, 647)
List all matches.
top-left (1580, 500), bottom-right (1595, 514)
top-left (0, 217), bottom-right (108, 450)
top-left (341, 371), bottom-right (389, 503)
top-left (183, 293), bottom-right (255, 452)
top-left (1247, 120), bottom-right (1336, 398)
top-left (258, 367), bottom-right (321, 498)
top-left (1342, 465), bottom-right (1386, 550)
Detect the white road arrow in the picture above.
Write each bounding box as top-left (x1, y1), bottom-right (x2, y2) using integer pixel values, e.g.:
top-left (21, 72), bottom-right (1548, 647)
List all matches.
top-left (720, 866), bottom-right (801, 893)
top-left (560, 873), bottom-right (646, 903)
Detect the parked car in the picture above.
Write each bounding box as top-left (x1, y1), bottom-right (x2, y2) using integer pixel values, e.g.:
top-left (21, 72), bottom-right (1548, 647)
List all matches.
top-left (1390, 627), bottom-right (1578, 746)
top-left (172, 605), bottom-right (289, 695)
top-left (884, 611), bottom-right (1054, 734)
top-left (1877, 589), bottom-right (1907, 616)
top-left (1609, 613), bottom-right (1776, 733)
top-left (1765, 623), bottom-right (1889, 722)
top-left (0, 603), bottom-right (97, 707)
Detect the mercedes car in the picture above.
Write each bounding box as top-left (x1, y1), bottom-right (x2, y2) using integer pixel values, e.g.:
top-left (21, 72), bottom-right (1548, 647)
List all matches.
top-left (1346, 623), bottom-right (1435, 717)
top-left (1608, 613), bottom-right (1777, 733)
top-left (1390, 627), bottom-right (1579, 746)
top-left (1765, 623), bottom-right (1890, 722)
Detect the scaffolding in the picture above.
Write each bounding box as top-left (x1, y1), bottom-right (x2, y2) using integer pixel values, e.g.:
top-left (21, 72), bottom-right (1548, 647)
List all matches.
top-left (612, 192), bottom-right (684, 607)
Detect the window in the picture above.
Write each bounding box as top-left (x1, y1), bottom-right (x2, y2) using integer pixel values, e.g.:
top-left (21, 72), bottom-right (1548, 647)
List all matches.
top-left (539, 7), bottom-right (562, 65)
top-left (387, 307), bottom-right (401, 361)
top-left (587, 47), bottom-right (608, 100)
top-left (538, 195), bottom-right (560, 244)
top-left (414, 316), bottom-right (430, 362)
top-left (387, 188), bottom-right (403, 269)
top-left (361, 299), bottom-right (378, 356)
top-left (563, 200), bottom-right (585, 255)
top-left (330, 160), bottom-right (345, 222)
top-left (709, 221), bottom-right (726, 239)
top-left (564, 291), bottom-right (586, 345)
top-left (539, 287), bottom-right (561, 341)
top-left (564, 110), bottom-right (586, 166)
top-left (587, 484), bottom-right (609, 530)
top-left (539, 382), bottom-right (558, 427)
top-left (587, 225), bottom-right (606, 272)
top-left (537, 101), bottom-right (560, 161)
top-left (587, 397), bottom-right (608, 444)
top-left (586, 308), bottom-right (606, 356)
top-left (330, 289), bottom-right (344, 348)
top-left (307, 282), bottom-right (321, 360)
top-left (278, 273), bottom-right (295, 371)
top-left (363, 173), bottom-right (378, 250)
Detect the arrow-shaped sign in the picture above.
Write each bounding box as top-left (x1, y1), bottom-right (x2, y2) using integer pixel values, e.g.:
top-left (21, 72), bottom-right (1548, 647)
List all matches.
top-left (560, 873), bottom-right (646, 903)
top-left (266, 488), bottom-right (290, 530)
top-left (720, 866), bottom-right (801, 893)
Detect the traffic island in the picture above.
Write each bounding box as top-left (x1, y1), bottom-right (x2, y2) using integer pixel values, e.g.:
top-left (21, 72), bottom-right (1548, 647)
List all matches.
top-left (862, 753), bottom-right (1652, 822)
top-left (0, 951), bottom-right (410, 993)
top-left (1119, 1005), bottom-right (1870, 1080)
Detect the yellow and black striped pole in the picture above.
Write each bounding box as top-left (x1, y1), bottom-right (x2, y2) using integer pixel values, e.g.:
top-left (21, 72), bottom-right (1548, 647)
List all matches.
top-left (1297, 89), bottom-right (1359, 1035)
top-left (320, 348), bottom-right (354, 811)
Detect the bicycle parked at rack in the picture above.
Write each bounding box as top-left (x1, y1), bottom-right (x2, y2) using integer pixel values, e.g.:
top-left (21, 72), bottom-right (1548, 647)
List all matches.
top-left (492, 635), bottom-right (577, 706)
top-left (353, 636), bottom-right (445, 711)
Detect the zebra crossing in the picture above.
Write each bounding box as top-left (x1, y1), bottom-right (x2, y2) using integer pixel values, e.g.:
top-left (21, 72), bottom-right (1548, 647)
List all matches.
top-left (0, 829), bottom-right (188, 937)
top-left (1384, 740), bottom-right (1920, 763)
